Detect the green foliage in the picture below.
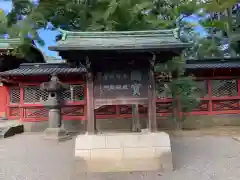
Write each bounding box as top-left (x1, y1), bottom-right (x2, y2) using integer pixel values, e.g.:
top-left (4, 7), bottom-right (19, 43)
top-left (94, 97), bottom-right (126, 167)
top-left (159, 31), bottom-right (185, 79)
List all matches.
top-left (198, 0), bottom-right (240, 56)
top-left (200, 0), bottom-right (238, 13)
top-left (196, 38), bottom-right (224, 58)
top-left (0, 0), bottom-right (202, 60)
top-left (3, 0), bottom-right (200, 41)
top-left (170, 76), bottom-right (200, 114)
top-left (155, 55), bottom-right (200, 123)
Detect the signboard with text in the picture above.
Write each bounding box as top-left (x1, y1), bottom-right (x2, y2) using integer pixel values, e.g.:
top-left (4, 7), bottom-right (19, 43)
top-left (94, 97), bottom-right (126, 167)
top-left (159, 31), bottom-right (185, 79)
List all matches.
top-left (94, 70), bottom-right (148, 99)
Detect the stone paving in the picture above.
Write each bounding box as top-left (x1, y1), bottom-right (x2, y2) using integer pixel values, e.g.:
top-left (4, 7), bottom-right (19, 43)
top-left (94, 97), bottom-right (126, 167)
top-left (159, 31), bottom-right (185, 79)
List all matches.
top-left (1, 130), bottom-right (240, 180)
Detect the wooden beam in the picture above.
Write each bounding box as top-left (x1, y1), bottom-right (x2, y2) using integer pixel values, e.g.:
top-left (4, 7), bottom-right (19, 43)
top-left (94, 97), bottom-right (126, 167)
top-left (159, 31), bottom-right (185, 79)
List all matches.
top-left (148, 58), bottom-right (157, 132)
top-left (0, 77), bottom-right (18, 84)
top-left (132, 104), bottom-right (141, 132)
top-left (86, 72), bottom-right (95, 134)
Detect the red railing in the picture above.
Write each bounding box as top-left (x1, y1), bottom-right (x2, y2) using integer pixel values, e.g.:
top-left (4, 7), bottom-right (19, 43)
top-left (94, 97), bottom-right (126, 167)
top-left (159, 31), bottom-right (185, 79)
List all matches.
top-left (156, 77), bottom-right (240, 116)
top-left (7, 82), bottom-right (86, 122)
top-left (7, 77), bottom-right (240, 121)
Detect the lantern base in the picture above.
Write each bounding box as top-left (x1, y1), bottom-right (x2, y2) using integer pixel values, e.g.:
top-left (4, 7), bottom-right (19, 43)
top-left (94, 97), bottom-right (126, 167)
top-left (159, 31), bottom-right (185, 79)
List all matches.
top-left (44, 127), bottom-right (71, 141)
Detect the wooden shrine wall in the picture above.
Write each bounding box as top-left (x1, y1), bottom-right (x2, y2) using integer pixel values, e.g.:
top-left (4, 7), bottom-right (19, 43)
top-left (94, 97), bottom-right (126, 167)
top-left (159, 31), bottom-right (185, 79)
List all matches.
top-left (95, 75), bottom-right (240, 119)
top-left (7, 81), bottom-right (86, 122)
top-left (4, 74), bottom-right (240, 122)
top-left (155, 77), bottom-right (240, 116)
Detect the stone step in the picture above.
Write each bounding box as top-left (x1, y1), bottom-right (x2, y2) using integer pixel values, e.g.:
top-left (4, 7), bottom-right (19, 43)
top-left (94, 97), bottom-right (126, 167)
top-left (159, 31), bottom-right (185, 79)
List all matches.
top-left (0, 121), bottom-right (24, 139)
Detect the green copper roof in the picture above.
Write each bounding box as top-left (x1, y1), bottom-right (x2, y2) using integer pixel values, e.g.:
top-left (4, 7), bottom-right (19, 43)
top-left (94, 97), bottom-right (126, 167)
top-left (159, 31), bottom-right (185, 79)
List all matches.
top-left (0, 37), bottom-right (46, 62)
top-left (49, 29), bottom-right (191, 51)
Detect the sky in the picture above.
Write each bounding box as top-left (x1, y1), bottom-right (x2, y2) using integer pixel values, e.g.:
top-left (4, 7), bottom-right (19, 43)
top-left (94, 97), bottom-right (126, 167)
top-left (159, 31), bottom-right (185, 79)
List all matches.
top-left (0, 0), bottom-right (206, 58)
top-left (0, 0), bottom-right (59, 57)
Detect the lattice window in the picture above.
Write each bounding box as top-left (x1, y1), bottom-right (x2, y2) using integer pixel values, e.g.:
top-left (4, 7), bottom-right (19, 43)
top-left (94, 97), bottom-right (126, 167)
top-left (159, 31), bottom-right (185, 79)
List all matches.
top-left (60, 84), bottom-right (85, 101)
top-left (9, 87), bottom-right (20, 104)
top-left (195, 81), bottom-right (208, 98)
top-left (23, 86), bottom-right (48, 103)
top-left (212, 80), bottom-right (238, 97)
top-left (60, 88), bottom-right (71, 101)
top-left (72, 85), bottom-right (84, 101)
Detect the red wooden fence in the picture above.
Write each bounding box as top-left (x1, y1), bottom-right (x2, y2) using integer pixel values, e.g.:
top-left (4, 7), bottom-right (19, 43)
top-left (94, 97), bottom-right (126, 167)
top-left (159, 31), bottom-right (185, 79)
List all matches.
top-left (156, 77), bottom-right (240, 116)
top-left (7, 82), bottom-right (86, 121)
top-left (5, 76), bottom-right (240, 122)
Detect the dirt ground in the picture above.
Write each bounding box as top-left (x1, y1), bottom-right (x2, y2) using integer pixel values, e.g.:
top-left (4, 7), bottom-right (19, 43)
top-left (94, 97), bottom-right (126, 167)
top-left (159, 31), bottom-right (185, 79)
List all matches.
top-left (1, 127), bottom-right (240, 180)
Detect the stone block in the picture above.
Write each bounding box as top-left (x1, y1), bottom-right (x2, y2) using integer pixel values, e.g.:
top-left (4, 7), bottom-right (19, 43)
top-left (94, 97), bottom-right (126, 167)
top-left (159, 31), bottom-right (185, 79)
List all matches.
top-left (75, 150), bottom-right (91, 160)
top-left (140, 133), bottom-right (171, 147)
top-left (0, 123), bottom-right (24, 139)
top-left (119, 132), bottom-right (171, 148)
top-left (74, 132), bottom-right (172, 173)
top-left (123, 147), bottom-right (155, 159)
top-left (105, 135), bottom-right (122, 148)
top-left (91, 149), bottom-right (123, 160)
top-left (75, 158), bottom-right (163, 173)
top-left (75, 134), bottom-right (106, 150)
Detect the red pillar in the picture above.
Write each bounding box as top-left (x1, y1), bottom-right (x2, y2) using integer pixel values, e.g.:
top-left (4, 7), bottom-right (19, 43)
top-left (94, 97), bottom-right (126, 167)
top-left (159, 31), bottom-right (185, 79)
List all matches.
top-left (0, 85), bottom-right (8, 118)
top-left (207, 80), bottom-right (213, 113)
top-left (19, 86), bottom-right (24, 121)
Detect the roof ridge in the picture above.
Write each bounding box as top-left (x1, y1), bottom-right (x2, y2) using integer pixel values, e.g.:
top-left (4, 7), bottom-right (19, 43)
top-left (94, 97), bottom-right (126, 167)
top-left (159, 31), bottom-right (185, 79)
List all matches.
top-left (59, 28), bottom-right (179, 40)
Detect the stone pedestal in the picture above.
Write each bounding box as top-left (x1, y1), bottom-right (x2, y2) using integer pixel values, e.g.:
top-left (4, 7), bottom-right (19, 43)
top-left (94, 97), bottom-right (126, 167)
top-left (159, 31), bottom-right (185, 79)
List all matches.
top-left (74, 132), bottom-right (172, 173)
top-left (44, 128), bottom-right (71, 141)
top-left (48, 109), bottom-right (61, 128)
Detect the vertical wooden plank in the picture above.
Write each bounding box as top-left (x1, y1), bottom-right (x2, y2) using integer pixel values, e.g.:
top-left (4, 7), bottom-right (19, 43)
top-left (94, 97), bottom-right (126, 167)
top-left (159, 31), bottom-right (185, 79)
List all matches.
top-left (116, 105), bottom-right (120, 116)
top-left (148, 69), bottom-right (157, 132)
top-left (237, 79), bottom-right (240, 96)
top-left (237, 79), bottom-right (240, 109)
top-left (207, 80), bottom-right (213, 113)
top-left (86, 72), bottom-right (95, 134)
top-left (5, 86), bottom-right (10, 118)
top-left (0, 86), bottom-right (8, 118)
top-left (20, 86), bottom-right (24, 121)
top-left (132, 104), bottom-right (140, 132)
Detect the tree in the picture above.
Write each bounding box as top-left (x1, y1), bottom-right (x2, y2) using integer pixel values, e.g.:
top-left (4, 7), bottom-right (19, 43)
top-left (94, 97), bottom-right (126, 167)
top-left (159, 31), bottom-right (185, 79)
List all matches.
top-left (199, 0), bottom-right (240, 56)
top-left (1, 0), bottom-right (202, 130)
top-left (3, 0), bottom-right (200, 39)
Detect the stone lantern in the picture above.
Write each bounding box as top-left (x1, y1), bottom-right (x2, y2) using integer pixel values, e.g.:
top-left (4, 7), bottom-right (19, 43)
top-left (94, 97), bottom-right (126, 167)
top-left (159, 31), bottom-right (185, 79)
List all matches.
top-left (40, 74), bottom-right (70, 140)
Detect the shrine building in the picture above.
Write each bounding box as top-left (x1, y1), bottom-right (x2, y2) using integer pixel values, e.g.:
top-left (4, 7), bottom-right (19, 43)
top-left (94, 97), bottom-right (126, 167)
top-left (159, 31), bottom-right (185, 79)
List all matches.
top-left (0, 30), bottom-right (240, 132)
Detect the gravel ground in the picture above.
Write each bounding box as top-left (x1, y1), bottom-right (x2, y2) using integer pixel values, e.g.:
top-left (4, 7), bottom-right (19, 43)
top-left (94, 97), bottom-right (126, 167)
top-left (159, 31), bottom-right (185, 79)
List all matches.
top-left (1, 132), bottom-right (240, 180)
